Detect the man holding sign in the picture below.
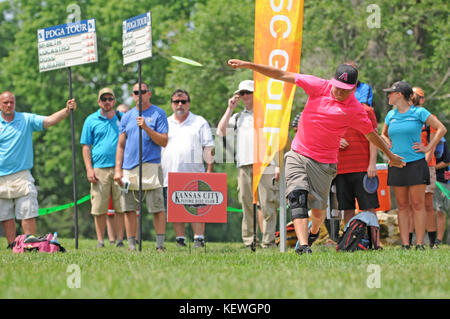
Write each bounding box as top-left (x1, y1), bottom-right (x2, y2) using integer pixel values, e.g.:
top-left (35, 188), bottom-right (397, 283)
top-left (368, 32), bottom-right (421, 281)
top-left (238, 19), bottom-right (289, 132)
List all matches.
top-left (114, 83), bottom-right (168, 251)
top-left (0, 91), bottom-right (77, 248)
top-left (227, 59), bottom-right (406, 255)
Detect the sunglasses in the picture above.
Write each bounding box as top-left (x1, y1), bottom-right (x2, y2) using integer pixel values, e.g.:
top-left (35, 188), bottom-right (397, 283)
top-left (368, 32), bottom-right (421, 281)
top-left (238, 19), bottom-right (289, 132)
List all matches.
top-left (133, 90), bottom-right (148, 95)
top-left (100, 97), bottom-right (115, 102)
top-left (239, 90), bottom-right (252, 96)
top-left (172, 100), bottom-right (188, 104)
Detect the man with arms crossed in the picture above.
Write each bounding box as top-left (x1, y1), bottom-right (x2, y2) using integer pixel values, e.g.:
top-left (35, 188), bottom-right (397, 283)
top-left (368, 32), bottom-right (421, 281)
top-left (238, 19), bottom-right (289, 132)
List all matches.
top-left (162, 89), bottom-right (214, 248)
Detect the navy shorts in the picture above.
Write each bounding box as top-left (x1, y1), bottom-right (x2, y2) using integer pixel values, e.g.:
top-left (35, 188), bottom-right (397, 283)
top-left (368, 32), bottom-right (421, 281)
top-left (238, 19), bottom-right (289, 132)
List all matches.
top-left (388, 158), bottom-right (430, 187)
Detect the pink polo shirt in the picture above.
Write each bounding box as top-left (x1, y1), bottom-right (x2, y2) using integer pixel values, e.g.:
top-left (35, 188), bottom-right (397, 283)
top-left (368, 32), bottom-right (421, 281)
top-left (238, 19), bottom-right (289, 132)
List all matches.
top-left (291, 74), bottom-right (375, 164)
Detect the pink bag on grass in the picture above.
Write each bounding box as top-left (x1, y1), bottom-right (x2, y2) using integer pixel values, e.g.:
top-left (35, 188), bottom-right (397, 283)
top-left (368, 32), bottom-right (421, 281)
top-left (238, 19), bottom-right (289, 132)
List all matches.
top-left (12, 233), bottom-right (66, 253)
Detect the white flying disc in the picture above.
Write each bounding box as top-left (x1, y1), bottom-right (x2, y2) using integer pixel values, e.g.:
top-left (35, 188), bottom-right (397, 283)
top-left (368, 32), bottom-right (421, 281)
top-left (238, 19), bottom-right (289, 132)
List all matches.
top-left (171, 56), bottom-right (203, 67)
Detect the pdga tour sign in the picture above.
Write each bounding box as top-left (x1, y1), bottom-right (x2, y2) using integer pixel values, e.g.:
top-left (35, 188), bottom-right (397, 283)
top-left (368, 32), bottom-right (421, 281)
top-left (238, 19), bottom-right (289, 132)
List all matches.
top-left (37, 19), bottom-right (98, 72)
top-left (168, 173), bottom-right (227, 223)
top-left (122, 12), bottom-right (152, 65)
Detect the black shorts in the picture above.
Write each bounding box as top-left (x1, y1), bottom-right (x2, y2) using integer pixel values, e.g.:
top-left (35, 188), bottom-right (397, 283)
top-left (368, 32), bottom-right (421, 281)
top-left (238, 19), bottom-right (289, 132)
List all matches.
top-left (388, 158), bottom-right (430, 187)
top-left (163, 186), bottom-right (168, 211)
top-left (335, 172), bottom-right (379, 210)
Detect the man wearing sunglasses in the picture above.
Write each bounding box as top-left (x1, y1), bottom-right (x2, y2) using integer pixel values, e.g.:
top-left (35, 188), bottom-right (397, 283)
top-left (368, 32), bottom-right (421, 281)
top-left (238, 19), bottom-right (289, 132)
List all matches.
top-left (217, 80), bottom-right (281, 249)
top-left (80, 88), bottom-right (125, 249)
top-left (114, 82), bottom-right (168, 251)
top-left (161, 89), bottom-right (215, 248)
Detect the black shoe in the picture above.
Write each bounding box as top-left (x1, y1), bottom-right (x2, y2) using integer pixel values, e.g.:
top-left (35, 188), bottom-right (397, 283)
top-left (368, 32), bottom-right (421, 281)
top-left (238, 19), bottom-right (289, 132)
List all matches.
top-left (295, 245), bottom-right (312, 255)
top-left (308, 223), bottom-right (320, 246)
top-left (193, 238), bottom-right (205, 248)
top-left (401, 245), bottom-right (411, 250)
top-left (6, 242), bottom-right (14, 250)
top-left (116, 241), bottom-right (124, 248)
top-left (430, 239), bottom-right (440, 249)
top-left (176, 238), bottom-right (187, 247)
top-left (434, 239), bottom-right (441, 248)
top-left (415, 244), bottom-right (425, 251)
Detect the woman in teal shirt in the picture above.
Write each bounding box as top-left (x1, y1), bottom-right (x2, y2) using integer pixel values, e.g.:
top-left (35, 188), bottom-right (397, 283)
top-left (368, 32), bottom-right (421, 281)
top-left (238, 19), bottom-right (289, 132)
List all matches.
top-left (381, 81), bottom-right (447, 250)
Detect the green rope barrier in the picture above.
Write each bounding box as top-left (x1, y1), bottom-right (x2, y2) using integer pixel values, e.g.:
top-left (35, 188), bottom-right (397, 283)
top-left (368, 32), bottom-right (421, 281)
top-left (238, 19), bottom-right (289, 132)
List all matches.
top-left (38, 194), bottom-right (91, 216)
top-left (436, 181), bottom-right (450, 200)
top-left (37, 194), bottom-right (244, 215)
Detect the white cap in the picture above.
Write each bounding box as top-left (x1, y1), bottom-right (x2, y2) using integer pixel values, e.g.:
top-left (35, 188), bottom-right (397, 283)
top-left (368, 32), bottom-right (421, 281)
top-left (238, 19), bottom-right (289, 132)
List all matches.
top-left (233, 80), bottom-right (254, 95)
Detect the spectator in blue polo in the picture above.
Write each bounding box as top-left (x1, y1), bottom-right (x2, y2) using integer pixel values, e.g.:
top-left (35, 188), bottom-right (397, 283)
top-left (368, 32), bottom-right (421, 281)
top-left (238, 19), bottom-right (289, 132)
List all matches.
top-left (0, 91), bottom-right (77, 249)
top-left (80, 87), bottom-right (124, 249)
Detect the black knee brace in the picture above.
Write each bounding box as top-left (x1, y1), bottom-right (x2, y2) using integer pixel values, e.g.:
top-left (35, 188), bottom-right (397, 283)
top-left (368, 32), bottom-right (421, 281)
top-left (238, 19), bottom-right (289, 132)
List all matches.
top-left (288, 188), bottom-right (309, 220)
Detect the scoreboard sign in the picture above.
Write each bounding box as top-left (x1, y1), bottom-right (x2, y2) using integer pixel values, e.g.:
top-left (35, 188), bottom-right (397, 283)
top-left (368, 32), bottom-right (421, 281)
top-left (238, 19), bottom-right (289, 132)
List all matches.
top-left (122, 12), bottom-right (152, 65)
top-left (37, 19), bottom-right (98, 72)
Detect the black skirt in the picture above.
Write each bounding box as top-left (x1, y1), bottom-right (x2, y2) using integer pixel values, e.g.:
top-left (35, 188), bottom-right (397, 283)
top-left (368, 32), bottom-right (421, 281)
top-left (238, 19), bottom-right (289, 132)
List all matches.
top-left (387, 158), bottom-right (430, 186)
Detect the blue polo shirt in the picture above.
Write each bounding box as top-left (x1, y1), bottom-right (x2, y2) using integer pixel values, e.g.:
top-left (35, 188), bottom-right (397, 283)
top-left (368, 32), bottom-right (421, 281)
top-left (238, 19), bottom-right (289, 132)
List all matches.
top-left (0, 112), bottom-right (45, 176)
top-left (385, 105), bottom-right (431, 163)
top-left (119, 105), bottom-right (168, 170)
top-left (80, 109), bottom-right (121, 168)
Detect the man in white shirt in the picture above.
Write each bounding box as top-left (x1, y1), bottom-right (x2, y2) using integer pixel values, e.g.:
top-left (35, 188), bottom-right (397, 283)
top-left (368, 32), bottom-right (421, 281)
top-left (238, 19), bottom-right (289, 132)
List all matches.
top-left (217, 81), bottom-right (280, 248)
top-left (161, 89), bottom-right (214, 248)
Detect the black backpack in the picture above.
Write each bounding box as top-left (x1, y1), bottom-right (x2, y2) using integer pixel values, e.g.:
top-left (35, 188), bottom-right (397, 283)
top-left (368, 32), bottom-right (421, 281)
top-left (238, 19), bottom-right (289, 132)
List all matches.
top-left (336, 219), bottom-right (380, 252)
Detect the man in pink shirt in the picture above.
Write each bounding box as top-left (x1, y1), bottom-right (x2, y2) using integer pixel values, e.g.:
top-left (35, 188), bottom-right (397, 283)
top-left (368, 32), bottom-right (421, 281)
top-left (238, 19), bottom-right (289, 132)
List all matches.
top-left (228, 59), bottom-right (405, 255)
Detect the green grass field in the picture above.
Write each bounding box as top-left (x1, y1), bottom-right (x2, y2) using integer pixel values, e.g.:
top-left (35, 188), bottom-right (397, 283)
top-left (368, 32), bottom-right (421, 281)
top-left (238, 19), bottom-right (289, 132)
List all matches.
top-left (0, 238), bottom-right (448, 299)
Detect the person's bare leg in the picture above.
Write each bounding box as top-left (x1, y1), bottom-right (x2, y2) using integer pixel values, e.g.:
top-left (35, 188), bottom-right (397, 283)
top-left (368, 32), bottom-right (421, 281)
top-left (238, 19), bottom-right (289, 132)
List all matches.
top-left (293, 218), bottom-right (309, 246)
top-left (409, 185), bottom-right (426, 245)
top-left (173, 222), bottom-right (186, 237)
top-left (2, 219), bottom-right (16, 244)
top-left (425, 192), bottom-right (437, 246)
top-left (343, 209), bottom-right (356, 225)
top-left (393, 186), bottom-right (411, 246)
top-left (124, 211), bottom-right (137, 239)
top-left (21, 217), bottom-right (36, 236)
top-left (191, 222), bottom-right (205, 237)
top-left (106, 215), bottom-right (116, 243)
top-left (94, 215), bottom-right (106, 246)
top-left (310, 208), bottom-right (325, 235)
top-left (436, 211), bottom-right (446, 242)
top-left (115, 213), bottom-right (125, 242)
top-left (153, 211), bottom-right (166, 234)
top-left (153, 211), bottom-right (166, 249)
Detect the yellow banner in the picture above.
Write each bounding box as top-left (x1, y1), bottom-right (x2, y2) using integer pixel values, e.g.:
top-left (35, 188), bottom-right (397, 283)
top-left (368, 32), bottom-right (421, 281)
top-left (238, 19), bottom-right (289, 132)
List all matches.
top-left (253, 0), bottom-right (304, 200)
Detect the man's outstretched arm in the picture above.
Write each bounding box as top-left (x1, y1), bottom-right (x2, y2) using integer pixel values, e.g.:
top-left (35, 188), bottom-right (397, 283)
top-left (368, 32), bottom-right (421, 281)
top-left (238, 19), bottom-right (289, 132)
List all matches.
top-left (228, 59), bottom-right (297, 84)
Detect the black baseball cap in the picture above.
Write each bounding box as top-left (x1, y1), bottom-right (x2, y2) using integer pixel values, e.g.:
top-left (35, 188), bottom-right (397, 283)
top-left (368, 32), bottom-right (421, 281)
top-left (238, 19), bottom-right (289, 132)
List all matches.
top-left (383, 81), bottom-right (413, 98)
top-left (331, 64), bottom-right (358, 90)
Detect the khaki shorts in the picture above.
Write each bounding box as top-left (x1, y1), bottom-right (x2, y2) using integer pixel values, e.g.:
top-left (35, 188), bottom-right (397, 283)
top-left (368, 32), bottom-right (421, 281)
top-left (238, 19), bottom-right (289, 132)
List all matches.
top-left (285, 150), bottom-right (337, 210)
top-left (120, 188), bottom-right (165, 213)
top-left (0, 172), bottom-right (39, 221)
top-left (90, 167), bottom-right (123, 216)
top-left (425, 166), bottom-right (436, 194)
